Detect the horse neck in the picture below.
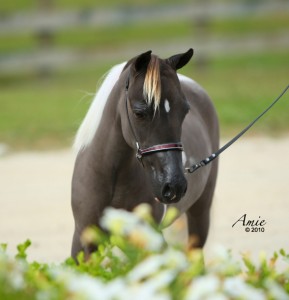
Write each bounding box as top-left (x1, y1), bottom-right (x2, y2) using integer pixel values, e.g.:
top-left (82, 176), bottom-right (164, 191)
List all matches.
top-left (89, 78), bottom-right (134, 169)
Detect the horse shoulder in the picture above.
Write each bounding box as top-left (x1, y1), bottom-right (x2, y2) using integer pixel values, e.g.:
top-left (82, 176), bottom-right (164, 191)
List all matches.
top-left (178, 74), bottom-right (219, 135)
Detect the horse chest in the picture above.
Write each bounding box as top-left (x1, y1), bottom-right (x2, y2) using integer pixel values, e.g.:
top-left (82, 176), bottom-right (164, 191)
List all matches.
top-left (110, 170), bottom-right (153, 210)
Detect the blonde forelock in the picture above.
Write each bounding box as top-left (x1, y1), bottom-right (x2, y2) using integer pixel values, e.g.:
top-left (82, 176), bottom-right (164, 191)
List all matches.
top-left (143, 56), bottom-right (161, 112)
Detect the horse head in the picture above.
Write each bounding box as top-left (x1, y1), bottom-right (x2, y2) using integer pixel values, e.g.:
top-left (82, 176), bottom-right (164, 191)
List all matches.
top-left (122, 49), bottom-right (194, 204)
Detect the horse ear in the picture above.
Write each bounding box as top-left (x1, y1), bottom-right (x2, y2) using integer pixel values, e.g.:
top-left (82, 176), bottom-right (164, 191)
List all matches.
top-left (133, 50), bottom-right (152, 73)
top-left (166, 48), bottom-right (194, 70)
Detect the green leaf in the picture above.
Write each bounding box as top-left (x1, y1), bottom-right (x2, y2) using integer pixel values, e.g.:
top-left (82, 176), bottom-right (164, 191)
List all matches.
top-left (64, 256), bottom-right (77, 267)
top-left (242, 254), bottom-right (256, 274)
top-left (0, 243), bottom-right (7, 252)
top-left (15, 239), bottom-right (31, 260)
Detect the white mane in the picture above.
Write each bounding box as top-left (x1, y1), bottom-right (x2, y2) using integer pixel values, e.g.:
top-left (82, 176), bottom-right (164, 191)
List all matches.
top-left (73, 62), bottom-right (127, 153)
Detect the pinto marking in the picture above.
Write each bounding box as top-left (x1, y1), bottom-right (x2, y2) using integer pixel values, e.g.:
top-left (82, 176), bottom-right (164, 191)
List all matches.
top-left (73, 62), bottom-right (127, 153)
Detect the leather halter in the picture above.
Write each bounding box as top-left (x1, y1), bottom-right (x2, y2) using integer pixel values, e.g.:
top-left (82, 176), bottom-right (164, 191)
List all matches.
top-left (125, 75), bottom-right (183, 164)
top-left (136, 143), bottom-right (183, 161)
top-left (125, 68), bottom-right (288, 173)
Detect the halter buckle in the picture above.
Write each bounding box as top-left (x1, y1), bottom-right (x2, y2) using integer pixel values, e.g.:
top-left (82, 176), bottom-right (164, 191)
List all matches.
top-left (136, 142), bottom-right (143, 160)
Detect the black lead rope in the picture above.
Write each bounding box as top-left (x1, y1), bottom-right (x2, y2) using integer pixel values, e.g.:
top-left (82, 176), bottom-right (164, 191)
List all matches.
top-left (186, 84), bottom-right (289, 174)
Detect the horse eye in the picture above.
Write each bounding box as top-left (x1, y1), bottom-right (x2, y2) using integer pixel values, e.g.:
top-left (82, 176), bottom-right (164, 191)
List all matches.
top-left (133, 110), bottom-right (146, 119)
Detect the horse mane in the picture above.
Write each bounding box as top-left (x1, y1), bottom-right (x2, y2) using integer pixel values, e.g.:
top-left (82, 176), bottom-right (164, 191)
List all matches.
top-left (73, 62), bottom-right (127, 153)
top-left (74, 56), bottom-right (173, 153)
top-left (143, 55), bottom-right (161, 112)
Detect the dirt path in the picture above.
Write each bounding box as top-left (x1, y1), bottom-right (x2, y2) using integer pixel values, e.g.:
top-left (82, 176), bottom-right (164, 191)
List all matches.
top-left (0, 136), bottom-right (289, 263)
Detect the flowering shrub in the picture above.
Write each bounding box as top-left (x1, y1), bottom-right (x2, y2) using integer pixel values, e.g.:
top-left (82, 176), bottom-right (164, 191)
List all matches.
top-left (0, 204), bottom-right (289, 300)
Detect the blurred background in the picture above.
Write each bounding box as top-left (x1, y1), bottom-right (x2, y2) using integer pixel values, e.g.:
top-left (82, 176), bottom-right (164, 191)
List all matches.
top-left (0, 0), bottom-right (289, 262)
top-left (0, 0), bottom-right (288, 151)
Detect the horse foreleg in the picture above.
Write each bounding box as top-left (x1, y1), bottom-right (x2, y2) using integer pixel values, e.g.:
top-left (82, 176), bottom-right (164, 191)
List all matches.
top-left (186, 164), bottom-right (218, 249)
top-left (71, 228), bottom-right (83, 259)
top-left (186, 204), bottom-right (211, 248)
top-left (71, 224), bottom-right (99, 261)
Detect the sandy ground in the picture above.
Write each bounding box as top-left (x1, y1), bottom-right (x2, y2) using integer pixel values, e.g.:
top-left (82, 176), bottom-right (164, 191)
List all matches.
top-left (0, 136), bottom-right (289, 265)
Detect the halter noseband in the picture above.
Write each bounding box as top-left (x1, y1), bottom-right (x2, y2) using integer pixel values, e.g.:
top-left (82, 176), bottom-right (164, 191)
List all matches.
top-left (136, 143), bottom-right (183, 161)
top-left (125, 75), bottom-right (183, 164)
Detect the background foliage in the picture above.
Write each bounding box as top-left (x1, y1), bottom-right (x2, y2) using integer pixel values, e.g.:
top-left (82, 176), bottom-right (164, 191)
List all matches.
top-left (1, 205), bottom-right (289, 300)
top-left (0, 0), bottom-right (289, 149)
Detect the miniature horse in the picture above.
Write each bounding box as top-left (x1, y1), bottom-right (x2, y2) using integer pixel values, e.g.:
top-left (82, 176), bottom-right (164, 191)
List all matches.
top-left (71, 49), bottom-right (219, 258)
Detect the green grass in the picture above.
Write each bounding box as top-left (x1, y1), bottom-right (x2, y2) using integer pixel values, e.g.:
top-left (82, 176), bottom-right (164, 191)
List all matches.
top-left (0, 0), bottom-right (191, 14)
top-left (1, 4), bottom-right (289, 150)
top-left (0, 78), bottom-right (93, 149)
top-left (2, 11), bottom-right (289, 55)
top-left (210, 11), bottom-right (289, 36)
top-left (0, 20), bottom-right (192, 54)
top-left (188, 51), bottom-right (289, 136)
top-left (56, 20), bottom-right (192, 49)
top-left (0, 50), bottom-right (288, 150)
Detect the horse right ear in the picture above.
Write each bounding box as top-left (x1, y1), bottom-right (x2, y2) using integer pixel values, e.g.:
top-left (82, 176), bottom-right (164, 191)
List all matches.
top-left (166, 48), bottom-right (194, 70)
top-left (133, 50), bottom-right (152, 73)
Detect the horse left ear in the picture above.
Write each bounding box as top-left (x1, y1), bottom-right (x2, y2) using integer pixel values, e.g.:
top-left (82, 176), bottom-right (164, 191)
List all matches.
top-left (166, 48), bottom-right (194, 70)
top-left (133, 50), bottom-right (152, 73)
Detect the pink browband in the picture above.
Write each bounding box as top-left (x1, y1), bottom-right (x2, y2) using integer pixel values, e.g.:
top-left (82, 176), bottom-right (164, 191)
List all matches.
top-left (136, 142), bottom-right (183, 160)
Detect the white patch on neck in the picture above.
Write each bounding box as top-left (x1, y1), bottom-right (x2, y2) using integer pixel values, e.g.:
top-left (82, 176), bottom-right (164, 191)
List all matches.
top-left (164, 99), bottom-right (170, 113)
top-left (182, 151), bottom-right (187, 166)
top-left (73, 62), bottom-right (127, 153)
top-left (189, 156), bottom-right (196, 165)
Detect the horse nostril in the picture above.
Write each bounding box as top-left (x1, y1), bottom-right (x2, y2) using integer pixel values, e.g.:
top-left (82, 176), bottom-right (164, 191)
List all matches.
top-left (162, 183), bottom-right (176, 201)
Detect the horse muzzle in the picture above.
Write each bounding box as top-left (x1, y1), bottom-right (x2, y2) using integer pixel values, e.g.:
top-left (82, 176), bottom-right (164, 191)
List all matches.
top-left (139, 143), bottom-right (187, 204)
top-left (152, 173), bottom-right (187, 204)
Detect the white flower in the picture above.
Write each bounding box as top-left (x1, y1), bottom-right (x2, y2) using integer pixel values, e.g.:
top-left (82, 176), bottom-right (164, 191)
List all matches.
top-left (128, 248), bottom-right (187, 283)
top-left (36, 290), bottom-right (55, 300)
top-left (100, 207), bottom-right (164, 251)
top-left (123, 271), bottom-right (174, 300)
top-left (185, 275), bottom-right (221, 300)
top-left (104, 278), bottom-right (127, 299)
top-left (120, 284), bottom-right (171, 300)
top-left (128, 253), bottom-right (166, 282)
top-left (7, 260), bottom-right (26, 290)
top-left (9, 271), bottom-right (25, 290)
top-left (224, 276), bottom-right (266, 300)
top-left (265, 278), bottom-right (289, 300)
top-left (208, 245), bottom-right (241, 275)
top-left (206, 293), bottom-right (229, 300)
top-left (163, 248), bottom-right (188, 270)
top-left (100, 246), bottom-right (128, 269)
top-left (145, 269), bottom-right (176, 290)
top-left (53, 267), bottom-right (107, 300)
top-left (67, 274), bottom-right (105, 300)
top-left (211, 245), bottom-right (231, 261)
top-left (133, 203), bottom-right (153, 221)
top-left (128, 223), bottom-right (164, 251)
top-left (100, 208), bottom-right (140, 235)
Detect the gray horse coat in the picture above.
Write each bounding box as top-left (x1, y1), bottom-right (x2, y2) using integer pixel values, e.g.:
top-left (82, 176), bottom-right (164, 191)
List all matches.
top-left (71, 49), bottom-right (219, 258)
